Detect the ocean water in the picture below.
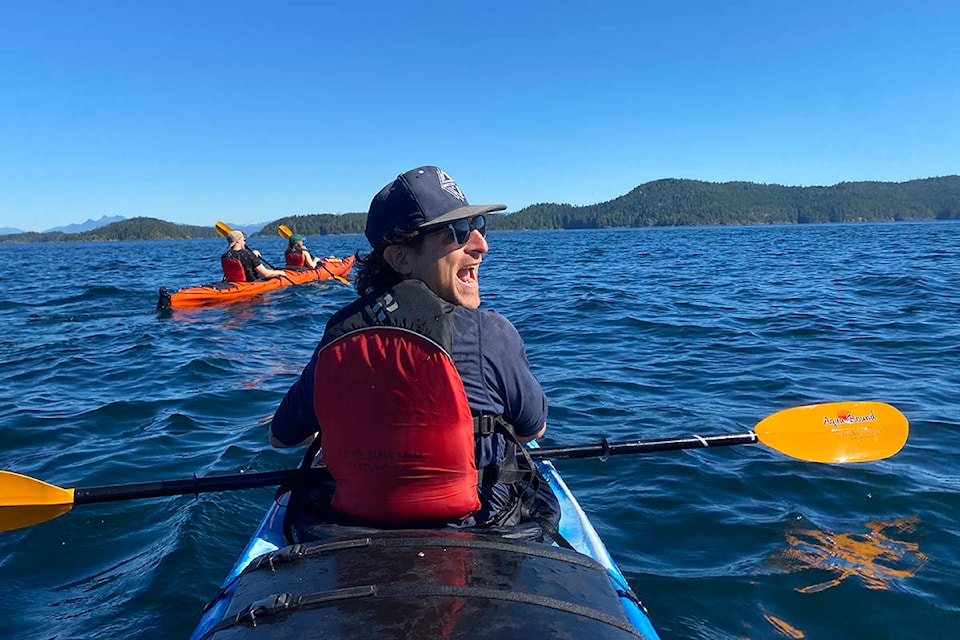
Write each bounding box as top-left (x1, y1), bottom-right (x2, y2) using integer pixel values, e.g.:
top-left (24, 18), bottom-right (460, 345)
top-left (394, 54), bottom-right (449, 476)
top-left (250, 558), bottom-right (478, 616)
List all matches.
top-left (0, 223), bottom-right (957, 639)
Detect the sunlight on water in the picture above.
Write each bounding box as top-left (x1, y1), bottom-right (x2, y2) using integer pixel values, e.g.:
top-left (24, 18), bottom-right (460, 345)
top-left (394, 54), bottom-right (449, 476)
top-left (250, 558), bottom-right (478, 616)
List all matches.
top-left (761, 612), bottom-right (806, 639)
top-left (770, 516), bottom-right (927, 593)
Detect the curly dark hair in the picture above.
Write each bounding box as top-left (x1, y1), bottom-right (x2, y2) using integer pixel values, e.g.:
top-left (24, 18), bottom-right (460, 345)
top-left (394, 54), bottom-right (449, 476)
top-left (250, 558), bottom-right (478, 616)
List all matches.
top-left (354, 229), bottom-right (426, 296)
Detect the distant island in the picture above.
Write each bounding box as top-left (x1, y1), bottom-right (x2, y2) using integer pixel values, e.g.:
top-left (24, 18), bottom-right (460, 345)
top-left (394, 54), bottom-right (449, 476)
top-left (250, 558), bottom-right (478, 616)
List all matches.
top-left (0, 218), bottom-right (221, 243)
top-left (2, 176), bottom-right (958, 243)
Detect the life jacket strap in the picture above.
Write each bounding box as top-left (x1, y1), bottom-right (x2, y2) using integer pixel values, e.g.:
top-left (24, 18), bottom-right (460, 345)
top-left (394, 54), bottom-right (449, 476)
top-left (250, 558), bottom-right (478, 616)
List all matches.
top-left (474, 414), bottom-right (531, 487)
top-left (473, 414), bottom-right (504, 436)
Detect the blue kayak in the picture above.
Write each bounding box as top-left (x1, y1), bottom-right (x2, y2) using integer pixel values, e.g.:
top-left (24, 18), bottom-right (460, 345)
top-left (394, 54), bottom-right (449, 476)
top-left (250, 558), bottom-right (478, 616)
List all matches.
top-left (190, 451), bottom-right (662, 639)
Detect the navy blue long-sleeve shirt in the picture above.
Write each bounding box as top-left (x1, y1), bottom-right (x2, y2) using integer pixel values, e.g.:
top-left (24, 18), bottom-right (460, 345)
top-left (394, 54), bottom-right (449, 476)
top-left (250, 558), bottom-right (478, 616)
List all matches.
top-left (270, 299), bottom-right (547, 520)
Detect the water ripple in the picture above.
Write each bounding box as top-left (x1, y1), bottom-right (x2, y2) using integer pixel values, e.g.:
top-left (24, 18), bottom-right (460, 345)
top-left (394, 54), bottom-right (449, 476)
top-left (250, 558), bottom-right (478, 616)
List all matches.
top-left (1, 225), bottom-right (959, 638)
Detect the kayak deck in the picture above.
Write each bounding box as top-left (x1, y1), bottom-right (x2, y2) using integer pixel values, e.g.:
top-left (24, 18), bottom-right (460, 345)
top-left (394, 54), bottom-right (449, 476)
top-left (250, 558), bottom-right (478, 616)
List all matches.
top-left (158, 255), bottom-right (355, 310)
top-left (190, 454), bottom-right (661, 639)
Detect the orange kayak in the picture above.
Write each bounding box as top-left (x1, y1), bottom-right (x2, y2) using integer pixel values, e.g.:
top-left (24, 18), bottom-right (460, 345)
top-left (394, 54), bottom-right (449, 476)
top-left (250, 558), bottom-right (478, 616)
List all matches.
top-left (157, 254), bottom-right (355, 310)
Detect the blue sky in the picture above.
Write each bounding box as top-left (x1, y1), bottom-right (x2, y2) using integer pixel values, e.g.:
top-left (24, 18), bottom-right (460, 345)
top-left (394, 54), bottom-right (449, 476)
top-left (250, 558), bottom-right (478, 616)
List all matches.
top-left (1, 1), bottom-right (958, 231)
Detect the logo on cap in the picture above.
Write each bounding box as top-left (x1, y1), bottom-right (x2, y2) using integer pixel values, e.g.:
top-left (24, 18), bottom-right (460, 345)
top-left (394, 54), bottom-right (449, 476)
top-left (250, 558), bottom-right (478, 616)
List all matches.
top-left (437, 168), bottom-right (466, 202)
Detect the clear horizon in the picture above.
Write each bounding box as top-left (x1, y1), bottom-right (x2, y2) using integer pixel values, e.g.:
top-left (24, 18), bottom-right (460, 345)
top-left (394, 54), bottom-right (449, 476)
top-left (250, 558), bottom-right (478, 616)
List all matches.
top-left (3, 172), bottom-right (958, 234)
top-left (2, 1), bottom-right (958, 232)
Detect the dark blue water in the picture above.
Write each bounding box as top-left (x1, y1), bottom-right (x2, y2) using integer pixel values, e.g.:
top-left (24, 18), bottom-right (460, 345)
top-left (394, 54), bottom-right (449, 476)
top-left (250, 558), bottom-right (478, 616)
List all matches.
top-left (1, 223), bottom-right (957, 639)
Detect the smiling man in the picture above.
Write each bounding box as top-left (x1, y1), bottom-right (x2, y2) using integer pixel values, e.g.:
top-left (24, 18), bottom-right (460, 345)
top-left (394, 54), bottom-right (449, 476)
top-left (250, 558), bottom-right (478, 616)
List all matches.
top-left (269, 166), bottom-right (556, 541)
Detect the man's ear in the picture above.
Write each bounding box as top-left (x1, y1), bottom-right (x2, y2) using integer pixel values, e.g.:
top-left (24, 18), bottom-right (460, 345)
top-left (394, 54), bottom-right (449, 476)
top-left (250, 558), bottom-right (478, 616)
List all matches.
top-left (383, 244), bottom-right (412, 276)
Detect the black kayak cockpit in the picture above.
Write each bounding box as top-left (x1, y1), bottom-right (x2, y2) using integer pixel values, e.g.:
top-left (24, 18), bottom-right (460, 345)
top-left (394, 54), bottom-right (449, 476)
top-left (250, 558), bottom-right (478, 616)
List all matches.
top-left (156, 286), bottom-right (172, 311)
top-left (198, 529), bottom-right (646, 639)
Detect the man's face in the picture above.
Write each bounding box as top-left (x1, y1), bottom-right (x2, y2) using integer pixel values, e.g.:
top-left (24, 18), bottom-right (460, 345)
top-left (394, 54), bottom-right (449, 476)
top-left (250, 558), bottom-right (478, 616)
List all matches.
top-left (405, 222), bottom-right (489, 309)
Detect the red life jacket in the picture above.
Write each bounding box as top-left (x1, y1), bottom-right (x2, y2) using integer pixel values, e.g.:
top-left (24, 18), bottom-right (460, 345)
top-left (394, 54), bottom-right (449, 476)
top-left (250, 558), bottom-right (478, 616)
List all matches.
top-left (285, 250), bottom-right (306, 267)
top-left (221, 255), bottom-right (247, 282)
top-left (313, 327), bottom-right (480, 525)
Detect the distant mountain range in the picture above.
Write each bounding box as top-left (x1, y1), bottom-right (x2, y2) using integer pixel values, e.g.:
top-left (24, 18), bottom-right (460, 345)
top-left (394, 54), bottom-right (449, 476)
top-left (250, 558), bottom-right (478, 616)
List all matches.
top-left (0, 215), bottom-right (268, 237)
top-left (223, 221), bottom-right (271, 236)
top-left (47, 215), bottom-right (127, 233)
top-left (0, 214), bottom-right (126, 236)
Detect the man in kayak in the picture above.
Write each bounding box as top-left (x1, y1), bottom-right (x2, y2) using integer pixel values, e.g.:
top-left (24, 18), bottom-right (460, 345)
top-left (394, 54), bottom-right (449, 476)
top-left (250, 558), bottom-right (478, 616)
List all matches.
top-left (284, 233), bottom-right (321, 269)
top-left (221, 230), bottom-right (288, 282)
top-left (269, 165), bottom-right (557, 539)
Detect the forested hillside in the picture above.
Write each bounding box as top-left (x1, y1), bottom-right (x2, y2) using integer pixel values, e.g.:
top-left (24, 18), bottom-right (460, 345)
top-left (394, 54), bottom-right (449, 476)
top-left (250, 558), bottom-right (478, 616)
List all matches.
top-left (259, 213), bottom-right (367, 238)
top-left (4, 176), bottom-right (958, 243)
top-left (0, 217), bottom-right (218, 242)
top-left (494, 176), bottom-right (960, 229)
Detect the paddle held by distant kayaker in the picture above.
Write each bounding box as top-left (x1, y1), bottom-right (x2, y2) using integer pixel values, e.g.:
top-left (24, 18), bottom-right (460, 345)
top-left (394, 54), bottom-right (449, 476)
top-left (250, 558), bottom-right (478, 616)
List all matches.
top-left (221, 230), bottom-right (288, 281)
top-left (269, 165), bottom-right (557, 541)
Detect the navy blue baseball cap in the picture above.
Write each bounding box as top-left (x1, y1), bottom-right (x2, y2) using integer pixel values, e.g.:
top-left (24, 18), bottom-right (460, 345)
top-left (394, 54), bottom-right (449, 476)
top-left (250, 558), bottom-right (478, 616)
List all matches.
top-left (365, 166), bottom-right (506, 249)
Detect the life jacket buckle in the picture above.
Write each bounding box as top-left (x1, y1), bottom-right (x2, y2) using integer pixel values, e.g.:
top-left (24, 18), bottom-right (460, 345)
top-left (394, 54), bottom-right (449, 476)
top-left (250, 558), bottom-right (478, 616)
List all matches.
top-left (473, 414), bottom-right (498, 435)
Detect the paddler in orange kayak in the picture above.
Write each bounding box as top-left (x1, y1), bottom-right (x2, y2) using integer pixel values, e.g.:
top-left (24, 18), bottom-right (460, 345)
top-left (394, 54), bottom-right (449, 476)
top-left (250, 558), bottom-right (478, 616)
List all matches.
top-left (221, 230), bottom-right (288, 282)
top-left (284, 233), bottom-right (321, 269)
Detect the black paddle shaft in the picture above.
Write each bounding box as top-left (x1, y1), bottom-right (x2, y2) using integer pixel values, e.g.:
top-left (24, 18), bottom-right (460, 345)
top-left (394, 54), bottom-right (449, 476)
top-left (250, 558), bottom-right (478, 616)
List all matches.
top-left (72, 469), bottom-right (304, 505)
top-left (70, 433), bottom-right (760, 505)
top-left (529, 432), bottom-right (759, 460)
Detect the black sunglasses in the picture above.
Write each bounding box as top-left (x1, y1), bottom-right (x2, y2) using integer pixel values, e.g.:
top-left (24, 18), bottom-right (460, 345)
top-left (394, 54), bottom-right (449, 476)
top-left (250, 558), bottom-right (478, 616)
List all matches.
top-left (422, 214), bottom-right (487, 246)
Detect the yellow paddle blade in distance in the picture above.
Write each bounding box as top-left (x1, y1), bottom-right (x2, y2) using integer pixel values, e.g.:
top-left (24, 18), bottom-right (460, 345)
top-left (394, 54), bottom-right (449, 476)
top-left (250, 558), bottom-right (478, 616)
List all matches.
top-left (755, 401), bottom-right (908, 463)
top-left (214, 221), bottom-right (233, 238)
top-left (277, 224), bottom-right (292, 239)
top-left (0, 471), bottom-right (76, 532)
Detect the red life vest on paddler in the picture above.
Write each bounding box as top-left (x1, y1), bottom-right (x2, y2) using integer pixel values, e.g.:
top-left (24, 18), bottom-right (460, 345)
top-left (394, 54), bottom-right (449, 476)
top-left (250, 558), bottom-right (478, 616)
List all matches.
top-left (308, 282), bottom-right (482, 525)
top-left (221, 255), bottom-right (247, 282)
top-left (313, 327), bottom-right (480, 524)
top-left (284, 249), bottom-right (306, 267)
top-left (221, 248), bottom-right (263, 282)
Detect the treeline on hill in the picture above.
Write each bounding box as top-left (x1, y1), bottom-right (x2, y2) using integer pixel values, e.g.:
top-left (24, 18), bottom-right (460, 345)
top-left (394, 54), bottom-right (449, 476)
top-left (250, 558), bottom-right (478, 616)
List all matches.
top-left (4, 177), bottom-right (959, 243)
top-left (0, 217), bottom-right (219, 243)
top-left (491, 176), bottom-right (960, 230)
top-left (264, 176), bottom-right (960, 233)
top-left (258, 213), bottom-right (367, 237)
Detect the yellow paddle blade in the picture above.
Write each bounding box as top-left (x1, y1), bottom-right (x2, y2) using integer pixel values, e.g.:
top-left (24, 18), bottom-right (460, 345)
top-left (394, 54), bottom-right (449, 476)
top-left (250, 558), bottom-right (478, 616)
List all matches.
top-left (755, 401), bottom-right (908, 463)
top-left (0, 471), bottom-right (76, 532)
top-left (215, 221), bottom-right (233, 238)
top-left (278, 224), bottom-right (292, 239)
